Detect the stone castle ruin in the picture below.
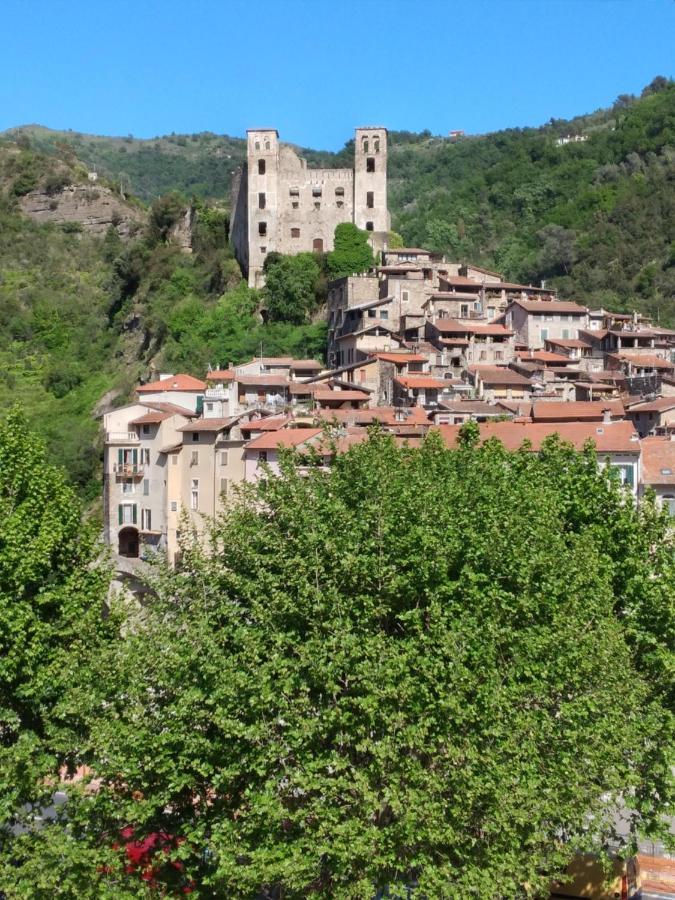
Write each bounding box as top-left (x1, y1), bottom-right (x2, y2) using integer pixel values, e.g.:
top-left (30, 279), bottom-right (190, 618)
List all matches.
top-left (230, 127), bottom-right (390, 287)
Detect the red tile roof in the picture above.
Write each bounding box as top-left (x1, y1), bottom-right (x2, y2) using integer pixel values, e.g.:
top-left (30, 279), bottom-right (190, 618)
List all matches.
top-left (641, 437), bottom-right (675, 484)
top-left (531, 400), bottom-right (625, 422)
top-left (437, 419), bottom-right (640, 453)
top-left (611, 353), bottom-right (675, 370)
top-left (239, 416), bottom-right (290, 432)
top-left (289, 360), bottom-right (323, 370)
top-left (206, 369), bottom-right (235, 382)
top-left (370, 352), bottom-right (428, 364)
top-left (129, 411), bottom-right (172, 425)
top-left (142, 401), bottom-right (197, 417)
top-left (512, 299), bottom-right (588, 314)
top-left (236, 375), bottom-right (290, 387)
top-left (178, 418), bottom-right (236, 432)
top-left (627, 397), bottom-right (675, 413)
top-left (314, 390), bottom-right (370, 403)
top-left (245, 428), bottom-right (323, 451)
top-left (395, 376), bottom-right (447, 390)
top-left (137, 374), bottom-right (207, 393)
top-left (517, 350), bottom-right (573, 364)
top-left (468, 365), bottom-right (533, 386)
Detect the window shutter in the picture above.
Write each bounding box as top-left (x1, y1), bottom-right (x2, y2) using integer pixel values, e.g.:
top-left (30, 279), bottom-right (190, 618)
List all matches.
top-left (118, 448), bottom-right (123, 465)
top-left (118, 504), bottom-right (123, 525)
top-left (132, 448), bottom-right (138, 465)
top-left (132, 505), bottom-right (137, 524)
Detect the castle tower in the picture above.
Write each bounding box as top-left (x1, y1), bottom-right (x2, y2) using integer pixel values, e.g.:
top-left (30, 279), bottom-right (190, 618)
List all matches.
top-left (353, 127), bottom-right (389, 240)
top-left (246, 129), bottom-right (279, 288)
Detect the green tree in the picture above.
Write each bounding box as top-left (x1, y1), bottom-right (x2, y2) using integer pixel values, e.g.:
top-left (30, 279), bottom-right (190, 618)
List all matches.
top-left (0, 410), bottom-right (111, 863)
top-left (327, 222), bottom-right (374, 279)
top-left (17, 432), bottom-right (670, 898)
top-left (264, 252), bottom-right (321, 324)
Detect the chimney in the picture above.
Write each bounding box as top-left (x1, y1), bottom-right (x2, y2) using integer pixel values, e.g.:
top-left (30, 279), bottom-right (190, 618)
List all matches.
top-left (602, 407), bottom-right (612, 425)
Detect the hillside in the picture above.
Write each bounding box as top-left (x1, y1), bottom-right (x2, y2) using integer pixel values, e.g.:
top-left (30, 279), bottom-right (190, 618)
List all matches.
top-left (0, 77), bottom-right (673, 499)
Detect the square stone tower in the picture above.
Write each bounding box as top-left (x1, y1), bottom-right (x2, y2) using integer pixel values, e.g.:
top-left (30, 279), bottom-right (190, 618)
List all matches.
top-left (353, 127), bottom-right (389, 236)
top-left (245, 129), bottom-right (279, 289)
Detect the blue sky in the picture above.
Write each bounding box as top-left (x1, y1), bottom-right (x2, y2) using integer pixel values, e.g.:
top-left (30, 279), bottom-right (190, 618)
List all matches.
top-left (1, 0), bottom-right (673, 150)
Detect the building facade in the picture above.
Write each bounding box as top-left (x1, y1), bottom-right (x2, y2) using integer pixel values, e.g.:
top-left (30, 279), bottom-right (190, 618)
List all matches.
top-left (231, 127), bottom-right (390, 288)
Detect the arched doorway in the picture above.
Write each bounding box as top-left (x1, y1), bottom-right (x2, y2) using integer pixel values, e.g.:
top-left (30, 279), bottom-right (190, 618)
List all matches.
top-left (312, 238), bottom-right (323, 253)
top-left (119, 526), bottom-right (139, 558)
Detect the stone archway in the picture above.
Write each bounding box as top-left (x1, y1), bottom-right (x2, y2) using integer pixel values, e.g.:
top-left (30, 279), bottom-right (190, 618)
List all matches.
top-left (118, 526), bottom-right (139, 558)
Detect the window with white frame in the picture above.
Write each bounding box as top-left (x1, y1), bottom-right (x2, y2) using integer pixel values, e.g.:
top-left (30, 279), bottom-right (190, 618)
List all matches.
top-left (119, 503), bottom-right (136, 525)
top-left (170, 501), bottom-right (178, 512)
top-left (122, 478), bottom-right (134, 495)
top-left (143, 478), bottom-right (149, 496)
top-left (191, 450), bottom-right (199, 465)
top-left (141, 508), bottom-right (152, 531)
top-left (190, 479), bottom-right (199, 510)
top-left (220, 478), bottom-right (228, 496)
top-left (220, 451), bottom-right (228, 466)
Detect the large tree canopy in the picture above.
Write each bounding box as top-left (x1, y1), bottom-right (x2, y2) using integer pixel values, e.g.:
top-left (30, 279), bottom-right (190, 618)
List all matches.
top-left (3, 430), bottom-right (673, 898)
top-left (327, 223), bottom-right (375, 280)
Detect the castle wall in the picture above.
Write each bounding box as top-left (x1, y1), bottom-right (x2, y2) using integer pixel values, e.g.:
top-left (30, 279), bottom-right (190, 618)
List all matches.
top-left (231, 127), bottom-right (390, 288)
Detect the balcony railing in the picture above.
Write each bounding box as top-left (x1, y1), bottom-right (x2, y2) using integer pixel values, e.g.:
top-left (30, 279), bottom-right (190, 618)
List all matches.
top-left (106, 431), bottom-right (139, 443)
top-left (113, 463), bottom-right (146, 478)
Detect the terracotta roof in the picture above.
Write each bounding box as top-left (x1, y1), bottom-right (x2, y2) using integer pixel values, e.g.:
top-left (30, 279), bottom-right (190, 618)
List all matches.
top-left (627, 397), bottom-right (675, 413)
top-left (641, 437), bottom-right (675, 484)
top-left (178, 418), bottom-right (236, 432)
top-left (545, 338), bottom-right (592, 349)
top-left (437, 419), bottom-right (640, 453)
top-left (512, 299), bottom-right (588, 314)
top-left (289, 360), bottom-right (323, 370)
top-left (239, 416), bottom-right (290, 432)
top-left (439, 338), bottom-right (470, 346)
top-left (129, 411), bottom-right (171, 425)
top-left (611, 353), bottom-right (675, 370)
top-left (395, 376), bottom-right (448, 390)
top-left (531, 400), bottom-right (625, 422)
top-left (206, 369), bottom-right (235, 382)
top-left (236, 375), bottom-right (290, 387)
top-left (438, 401), bottom-right (511, 415)
top-left (311, 406), bottom-right (431, 427)
top-left (370, 352), bottom-right (428, 364)
top-left (468, 365), bottom-right (533, 387)
top-left (289, 382), bottom-right (317, 395)
top-left (517, 350), bottom-right (572, 364)
top-left (574, 382), bottom-right (616, 392)
top-left (440, 276), bottom-right (483, 288)
top-left (432, 319), bottom-right (513, 336)
top-left (245, 428), bottom-right (323, 451)
top-left (314, 390), bottom-right (370, 403)
top-left (142, 401), bottom-right (197, 417)
top-left (137, 374), bottom-right (207, 393)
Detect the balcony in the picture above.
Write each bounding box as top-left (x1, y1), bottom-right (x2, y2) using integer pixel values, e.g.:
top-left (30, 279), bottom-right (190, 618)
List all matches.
top-left (113, 463), bottom-right (146, 478)
top-left (106, 431), bottom-right (139, 443)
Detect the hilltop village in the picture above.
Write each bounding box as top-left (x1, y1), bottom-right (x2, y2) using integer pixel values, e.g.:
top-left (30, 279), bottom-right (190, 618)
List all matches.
top-left (104, 241), bottom-right (675, 568)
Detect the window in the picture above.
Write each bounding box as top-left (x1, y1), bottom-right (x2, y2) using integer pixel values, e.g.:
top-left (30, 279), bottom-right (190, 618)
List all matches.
top-left (289, 187), bottom-right (299, 197)
top-left (142, 424), bottom-right (150, 435)
top-left (366, 157), bottom-right (375, 172)
top-left (402, 290), bottom-right (409, 302)
top-left (192, 432), bottom-right (199, 442)
top-left (312, 186), bottom-right (322, 197)
top-left (291, 201), bottom-right (299, 209)
top-left (171, 455), bottom-right (178, 466)
top-left (461, 304), bottom-right (469, 317)
top-left (220, 478), bottom-right (228, 496)
top-left (368, 308), bottom-right (376, 318)
top-left (291, 227), bottom-right (300, 238)
top-left (495, 350), bottom-right (503, 361)
top-left (141, 508), bottom-right (152, 531)
top-left (480, 351), bottom-right (487, 361)
top-left (141, 448), bottom-right (150, 465)
top-left (366, 191), bottom-right (374, 209)
top-left (254, 141), bottom-right (260, 150)
top-left (220, 451), bottom-right (228, 466)
top-left (336, 201), bottom-right (344, 208)
top-left (170, 500), bottom-right (178, 512)
top-left (365, 221), bottom-right (374, 231)
top-left (206, 402), bottom-right (214, 413)
top-left (260, 246), bottom-right (266, 253)
top-left (380, 310), bottom-right (389, 320)
top-left (190, 479), bottom-right (199, 510)
top-left (264, 140), bottom-right (270, 150)
top-left (190, 450), bottom-right (199, 465)
top-left (335, 186), bottom-right (344, 196)
top-left (662, 495), bottom-right (675, 516)
top-left (257, 450), bottom-right (268, 466)
top-left (143, 478), bottom-right (149, 496)
top-left (362, 138), bottom-right (369, 153)
top-left (122, 478), bottom-right (134, 495)
top-left (258, 222), bottom-right (267, 236)
top-left (541, 328), bottom-right (549, 340)
top-left (258, 159), bottom-right (265, 175)
top-left (118, 503), bottom-right (136, 525)
top-left (374, 137), bottom-right (380, 152)
top-left (258, 192), bottom-right (266, 209)
top-left (612, 465), bottom-right (634, 488)
top-left (562, 329), bottom-right (570, 340)
top-left (314, 201), bottom-right (321, 210)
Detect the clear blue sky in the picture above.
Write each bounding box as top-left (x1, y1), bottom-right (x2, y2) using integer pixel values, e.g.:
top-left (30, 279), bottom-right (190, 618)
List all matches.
top-left (1, 0), bottom-right (673, 150)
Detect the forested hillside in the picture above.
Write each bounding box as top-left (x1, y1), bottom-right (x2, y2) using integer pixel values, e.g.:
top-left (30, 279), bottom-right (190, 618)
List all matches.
top-left (0, 77), bottom-right (673, 500)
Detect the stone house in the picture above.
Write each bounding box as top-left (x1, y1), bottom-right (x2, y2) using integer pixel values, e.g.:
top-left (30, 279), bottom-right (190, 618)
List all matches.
top-left (626, 397), bottom-right (675, 437)
top-left (639, 436), bottom-right (675, 513)
top-left (505, 299), bottom-right (589, 350)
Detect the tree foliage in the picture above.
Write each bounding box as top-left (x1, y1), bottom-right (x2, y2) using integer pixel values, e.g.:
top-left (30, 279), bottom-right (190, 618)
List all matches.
top-left (5, 431), bottom-right (671, 898)
top-left (327, 223), bottom-right (375, 279)
top-left (264, 252), bottom-right (322, 324)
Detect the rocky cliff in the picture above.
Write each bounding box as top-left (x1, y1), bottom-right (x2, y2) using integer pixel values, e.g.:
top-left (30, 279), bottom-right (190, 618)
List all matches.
top-left (18, 182), bottom-right (146, 237)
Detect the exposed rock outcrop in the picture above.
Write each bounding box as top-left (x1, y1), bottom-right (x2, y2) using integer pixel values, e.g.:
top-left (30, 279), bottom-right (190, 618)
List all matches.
top-left (18, 183), bottom-right (146, 237)
top-left (168, 204), bottom-right (195, 252)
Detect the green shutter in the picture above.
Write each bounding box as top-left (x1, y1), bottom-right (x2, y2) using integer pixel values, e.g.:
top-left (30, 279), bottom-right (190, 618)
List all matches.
top-left (625, 465), bottom-right (635, 487)
top-left (118, 504), bottom-right (123, 525)
top-left (132, 448), bottom-right (138, 468)
top-left (132, 505), bottom-right (137, 524)
top-left (196, 395), bottom-right (204, 415)
top-left (118, 448), bottom-right (123, 465)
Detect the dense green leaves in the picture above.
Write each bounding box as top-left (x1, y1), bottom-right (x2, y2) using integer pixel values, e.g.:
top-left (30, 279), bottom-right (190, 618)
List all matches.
top-left (6, 432), bottom-right (670, 898)
top-left (327, 223), bottom-right (375, 280)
